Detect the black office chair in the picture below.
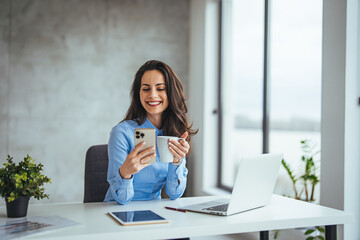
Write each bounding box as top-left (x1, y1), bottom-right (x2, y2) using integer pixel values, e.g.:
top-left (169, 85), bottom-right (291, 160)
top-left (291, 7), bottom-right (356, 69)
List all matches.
top-left (84, 144), bottom-right (110, 203)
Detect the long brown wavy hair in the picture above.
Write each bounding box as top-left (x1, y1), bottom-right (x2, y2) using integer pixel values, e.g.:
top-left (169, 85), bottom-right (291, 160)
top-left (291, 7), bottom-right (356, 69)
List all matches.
top-left (123, 60), bottom-right (198, 143)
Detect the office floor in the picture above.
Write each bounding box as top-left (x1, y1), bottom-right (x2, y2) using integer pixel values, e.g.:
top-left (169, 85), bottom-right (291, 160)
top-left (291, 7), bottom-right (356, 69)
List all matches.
top-left (192, 229), bottom-right (305, 240)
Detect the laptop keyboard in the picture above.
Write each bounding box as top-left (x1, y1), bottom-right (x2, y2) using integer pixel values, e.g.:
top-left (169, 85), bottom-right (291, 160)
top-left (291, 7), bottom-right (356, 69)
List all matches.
top-left (203, 203), bottom-right (229, 212)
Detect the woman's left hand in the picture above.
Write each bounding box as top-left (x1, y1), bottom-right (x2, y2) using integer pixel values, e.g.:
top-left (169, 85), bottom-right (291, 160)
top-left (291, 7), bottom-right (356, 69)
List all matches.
top-left (168, 131), bottom-right (190, 164)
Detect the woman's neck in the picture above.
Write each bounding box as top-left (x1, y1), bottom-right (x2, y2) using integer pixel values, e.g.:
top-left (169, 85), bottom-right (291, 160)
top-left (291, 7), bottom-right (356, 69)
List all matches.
top-left (146, 114), bottom-right (162, 129)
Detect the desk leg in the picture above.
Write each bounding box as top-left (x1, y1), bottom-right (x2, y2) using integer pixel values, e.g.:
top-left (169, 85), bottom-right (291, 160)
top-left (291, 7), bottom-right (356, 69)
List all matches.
top-left (325, 225), bottom-right (337, 240)
top-left (259, 231), bottom-right (269, 240)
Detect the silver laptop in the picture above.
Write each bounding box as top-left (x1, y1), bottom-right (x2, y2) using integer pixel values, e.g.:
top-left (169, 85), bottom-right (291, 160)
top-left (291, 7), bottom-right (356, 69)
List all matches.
top-left (181, 153), bottom-right (283, 216)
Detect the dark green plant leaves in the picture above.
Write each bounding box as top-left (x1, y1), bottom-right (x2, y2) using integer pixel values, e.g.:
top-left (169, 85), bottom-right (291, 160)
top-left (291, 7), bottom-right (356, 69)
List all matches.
top-left (305, 229), bottom-right (316, 235)
top-left (0, 155), bottom-right (51, 202)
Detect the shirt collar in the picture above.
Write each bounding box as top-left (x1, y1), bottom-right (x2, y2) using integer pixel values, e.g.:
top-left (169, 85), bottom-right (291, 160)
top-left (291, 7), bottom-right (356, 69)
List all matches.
top-left (144, 117), bottom-right (162, 136)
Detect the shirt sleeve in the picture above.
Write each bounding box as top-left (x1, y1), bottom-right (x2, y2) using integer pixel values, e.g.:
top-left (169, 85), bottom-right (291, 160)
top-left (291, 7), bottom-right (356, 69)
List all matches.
top-left (165, 157), bottom-right (188, 200)
top-left (107, 126), bottom-right (134, 205)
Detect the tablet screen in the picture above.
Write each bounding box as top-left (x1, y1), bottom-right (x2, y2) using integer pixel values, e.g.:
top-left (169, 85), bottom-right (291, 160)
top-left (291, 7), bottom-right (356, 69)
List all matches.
top-left (109, 210), bottom-right (169, 225)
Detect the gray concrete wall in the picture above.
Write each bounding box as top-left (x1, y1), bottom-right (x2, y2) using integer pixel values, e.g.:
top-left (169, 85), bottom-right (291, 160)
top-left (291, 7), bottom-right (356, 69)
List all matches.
top-left (0, 0), bottom-right (189, 204)
top-left (0, 1), bottom-right (10, 159)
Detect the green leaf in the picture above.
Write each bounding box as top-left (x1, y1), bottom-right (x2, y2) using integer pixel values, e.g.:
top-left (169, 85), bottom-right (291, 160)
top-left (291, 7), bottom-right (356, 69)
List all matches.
top-left (305, 229), bottom-right (316, 235)
top-left (281, 159), bottom-right (297, 183)
top-left (306, 237), bottom-right (315, 240)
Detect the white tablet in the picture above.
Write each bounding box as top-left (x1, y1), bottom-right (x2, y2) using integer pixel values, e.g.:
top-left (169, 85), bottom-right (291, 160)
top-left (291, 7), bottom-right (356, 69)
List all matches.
top-left (108, 210), bottom-right (170, 226)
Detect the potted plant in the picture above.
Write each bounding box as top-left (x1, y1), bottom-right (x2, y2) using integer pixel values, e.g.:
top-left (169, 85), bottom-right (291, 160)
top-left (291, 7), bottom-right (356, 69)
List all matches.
top-left (281, 139), bottom-right (320, 202)
top-left (273, 139), bottom-right (324, 240)
top-left (0, 154), bottom-right (51, 218)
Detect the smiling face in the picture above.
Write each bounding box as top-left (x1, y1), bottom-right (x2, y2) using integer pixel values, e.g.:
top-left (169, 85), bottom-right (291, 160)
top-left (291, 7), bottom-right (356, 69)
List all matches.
top-left (139, 70), bottom-right (169, 125)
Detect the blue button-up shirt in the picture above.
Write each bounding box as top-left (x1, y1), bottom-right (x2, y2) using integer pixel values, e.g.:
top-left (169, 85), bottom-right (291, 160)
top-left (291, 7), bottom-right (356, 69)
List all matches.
top-left (104, 118), bottom-right (188, 205)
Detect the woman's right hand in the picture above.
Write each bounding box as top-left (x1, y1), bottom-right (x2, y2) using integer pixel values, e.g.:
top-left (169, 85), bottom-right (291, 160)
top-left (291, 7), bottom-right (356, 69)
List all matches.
top-left (119, 141), bottom-right (156, 179)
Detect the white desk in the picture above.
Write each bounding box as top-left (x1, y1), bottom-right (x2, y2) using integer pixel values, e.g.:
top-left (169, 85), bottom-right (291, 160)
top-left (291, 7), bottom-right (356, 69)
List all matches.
top-left (0, 195), bottom-right (352, 240)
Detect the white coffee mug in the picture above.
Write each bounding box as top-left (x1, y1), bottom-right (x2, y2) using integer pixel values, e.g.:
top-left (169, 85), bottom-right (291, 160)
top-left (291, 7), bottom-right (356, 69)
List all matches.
top-left (157, 136), bottom-right (184, 163)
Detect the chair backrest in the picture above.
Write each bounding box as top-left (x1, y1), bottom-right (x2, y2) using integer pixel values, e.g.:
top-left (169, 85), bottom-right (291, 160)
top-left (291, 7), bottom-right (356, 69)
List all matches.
top-left (84, 144), bottom-right (110, 203)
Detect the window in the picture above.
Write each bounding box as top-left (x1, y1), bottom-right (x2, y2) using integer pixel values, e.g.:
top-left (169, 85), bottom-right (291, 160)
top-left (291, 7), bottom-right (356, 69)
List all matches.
top-left (219, 0), bottom-right (322, 197)
top-left (220, 0), bottom-right (265, 189)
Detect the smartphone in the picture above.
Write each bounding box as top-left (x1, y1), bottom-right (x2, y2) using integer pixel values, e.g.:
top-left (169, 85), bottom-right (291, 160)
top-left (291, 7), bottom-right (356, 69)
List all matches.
top-left (108, 210), bottom-right (169, 226)
top-left (134, 128), bottom-right (156, 164)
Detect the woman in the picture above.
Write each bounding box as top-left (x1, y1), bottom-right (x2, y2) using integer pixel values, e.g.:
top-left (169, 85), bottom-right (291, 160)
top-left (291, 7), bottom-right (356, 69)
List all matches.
top-left (104, 60), bottom-right (198, 204)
